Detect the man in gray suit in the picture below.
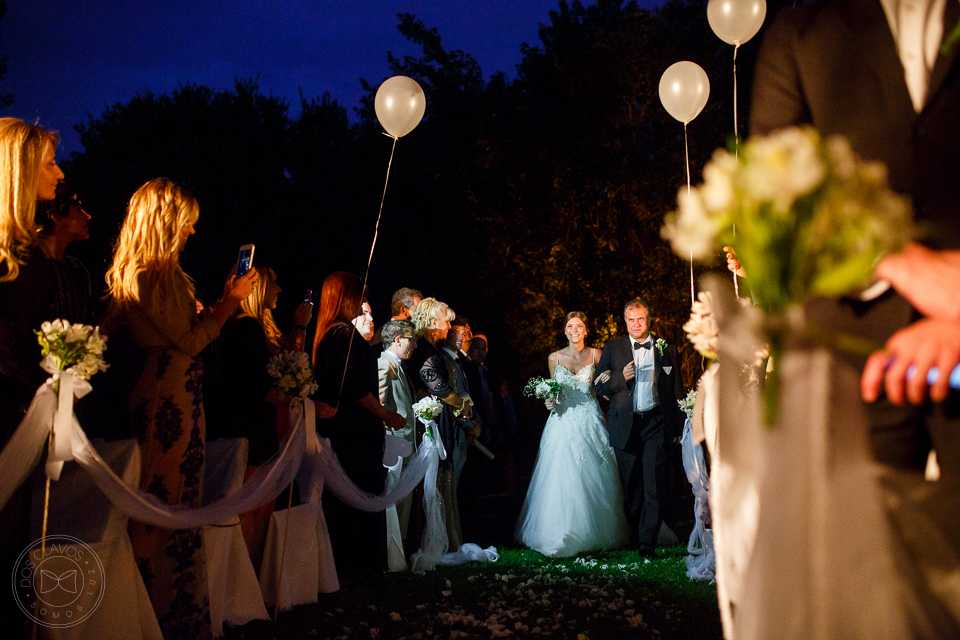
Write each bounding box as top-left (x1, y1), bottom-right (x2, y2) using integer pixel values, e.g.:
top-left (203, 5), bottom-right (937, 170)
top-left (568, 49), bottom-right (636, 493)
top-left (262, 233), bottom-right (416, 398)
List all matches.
top-left (378, 319), bottom-right (419, 544)
top-left (594, 298), bottom-right (685, 557)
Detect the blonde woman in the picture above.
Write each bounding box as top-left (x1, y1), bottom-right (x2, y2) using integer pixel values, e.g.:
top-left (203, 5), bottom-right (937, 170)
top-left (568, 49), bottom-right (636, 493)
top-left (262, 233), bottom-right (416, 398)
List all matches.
top-left (205, 265), bottom-right (317, 569)
top-left (106, 178), bottom-right (256, 639)
top-left (0, 118), bottom-right (65, 434)
top-left (408, 297), bottom-right (471, 551)
top-left (0, 117), bottom-right (64, 634)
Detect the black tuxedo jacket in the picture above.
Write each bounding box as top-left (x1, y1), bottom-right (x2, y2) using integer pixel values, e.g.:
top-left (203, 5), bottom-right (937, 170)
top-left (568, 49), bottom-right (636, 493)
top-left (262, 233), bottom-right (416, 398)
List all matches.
top-left (750, 0), bottom-right (960, 250)
top-left (593, 334), bottom-right (685, 448)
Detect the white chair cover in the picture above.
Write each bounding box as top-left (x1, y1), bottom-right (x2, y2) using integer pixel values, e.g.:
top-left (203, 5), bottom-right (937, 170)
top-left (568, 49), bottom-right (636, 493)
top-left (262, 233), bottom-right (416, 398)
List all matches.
top-left (31, 439), bottom-right (162, 640)
top-left (202, 438), bottom-right (268, 637)
top-left (259, 504), bottom-right (321, 610)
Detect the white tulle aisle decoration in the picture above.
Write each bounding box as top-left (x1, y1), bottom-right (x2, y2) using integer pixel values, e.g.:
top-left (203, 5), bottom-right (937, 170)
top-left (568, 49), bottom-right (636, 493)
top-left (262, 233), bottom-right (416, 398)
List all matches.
top-left (680, 411), bottom-right (715, 582)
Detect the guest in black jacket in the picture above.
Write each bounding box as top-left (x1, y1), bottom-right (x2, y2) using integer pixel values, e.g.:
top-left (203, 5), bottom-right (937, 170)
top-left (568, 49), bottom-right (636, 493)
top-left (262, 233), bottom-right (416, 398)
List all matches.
top-left (311, 271), bottom-right (405, 582)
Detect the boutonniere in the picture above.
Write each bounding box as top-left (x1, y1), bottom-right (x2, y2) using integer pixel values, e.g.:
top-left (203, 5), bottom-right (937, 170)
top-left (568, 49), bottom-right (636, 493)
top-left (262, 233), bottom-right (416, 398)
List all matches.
top-left (655, 338), bottom-right (667, 357)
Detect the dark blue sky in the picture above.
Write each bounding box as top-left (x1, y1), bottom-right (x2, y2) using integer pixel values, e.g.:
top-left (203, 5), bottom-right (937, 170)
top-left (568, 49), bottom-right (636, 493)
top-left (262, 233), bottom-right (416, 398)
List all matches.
top-left (0, 1), bottom-right (564, 155)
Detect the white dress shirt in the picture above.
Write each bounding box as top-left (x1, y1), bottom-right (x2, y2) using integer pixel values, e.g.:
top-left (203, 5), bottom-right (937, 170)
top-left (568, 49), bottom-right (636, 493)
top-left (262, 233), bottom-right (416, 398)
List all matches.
top-left (880, 0), bottom-right (949, 112)
top-left (632, 336), bottom-right (659, 412)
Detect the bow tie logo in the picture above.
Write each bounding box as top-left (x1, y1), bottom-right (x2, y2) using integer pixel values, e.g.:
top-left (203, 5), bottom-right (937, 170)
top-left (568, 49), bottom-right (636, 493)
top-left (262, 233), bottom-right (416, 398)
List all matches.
top-left (633, 341), bottom-right (651, 350)
top-left (39, 569), bottom-right (78, 594)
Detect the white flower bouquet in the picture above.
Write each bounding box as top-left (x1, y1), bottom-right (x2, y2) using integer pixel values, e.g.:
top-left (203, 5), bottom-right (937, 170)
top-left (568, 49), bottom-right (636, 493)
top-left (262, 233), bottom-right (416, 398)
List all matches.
top-left (413, 395), bottom-right (443, 424)
top-left (266, 350), bottom-right (318, 404)
top-left (663, 127), bottom-right (912, 425)
top-left (36, 320), bottom-right (109, 380)
top-left (523, 375), bottom-right (564, 414)
top-left (663, 126), bottom-right (911, 312)
top-left (679, 388), bottom-right (697, 420)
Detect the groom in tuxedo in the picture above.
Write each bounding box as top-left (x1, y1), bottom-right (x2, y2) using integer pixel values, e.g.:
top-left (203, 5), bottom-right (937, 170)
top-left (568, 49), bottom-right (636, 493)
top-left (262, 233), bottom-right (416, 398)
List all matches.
top-left (595, 298), bottom-right (685, 556)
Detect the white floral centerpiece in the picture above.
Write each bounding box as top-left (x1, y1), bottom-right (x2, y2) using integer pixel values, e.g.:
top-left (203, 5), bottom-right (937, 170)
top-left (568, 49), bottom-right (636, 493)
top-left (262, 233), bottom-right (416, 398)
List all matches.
top-left (266, 350), bottom-right (318, 405)
top-left (663, 127), bottom-right (912, 424)
top-left (36, 319), bottom-right (109, 380)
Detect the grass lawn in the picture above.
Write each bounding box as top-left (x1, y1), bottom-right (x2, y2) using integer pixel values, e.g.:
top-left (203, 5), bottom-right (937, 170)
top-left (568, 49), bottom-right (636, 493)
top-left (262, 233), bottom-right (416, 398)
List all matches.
top-left (224, 545), bottom-right (722, 640)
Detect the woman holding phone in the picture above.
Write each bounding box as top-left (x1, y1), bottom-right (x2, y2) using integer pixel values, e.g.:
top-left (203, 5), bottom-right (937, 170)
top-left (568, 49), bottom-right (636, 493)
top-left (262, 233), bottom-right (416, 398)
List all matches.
top-left (105, 178), bottom-right (257, 639)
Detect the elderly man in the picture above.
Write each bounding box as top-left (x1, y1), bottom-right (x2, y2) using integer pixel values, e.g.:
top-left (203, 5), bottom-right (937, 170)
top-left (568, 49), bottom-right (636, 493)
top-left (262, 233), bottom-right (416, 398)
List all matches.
top-left (377, 319), bottom-right (419, 562)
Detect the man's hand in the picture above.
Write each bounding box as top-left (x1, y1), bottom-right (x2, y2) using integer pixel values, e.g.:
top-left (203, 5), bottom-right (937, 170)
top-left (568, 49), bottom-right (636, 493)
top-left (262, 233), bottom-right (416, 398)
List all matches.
top-left (384, 411), bottom-right (407, 430)
top-left (861, 318), bottom-right (960, 405)
top-left (875, 243), bottom-right (960, 321)
top-left (623, 361), bottom-right (636, 382)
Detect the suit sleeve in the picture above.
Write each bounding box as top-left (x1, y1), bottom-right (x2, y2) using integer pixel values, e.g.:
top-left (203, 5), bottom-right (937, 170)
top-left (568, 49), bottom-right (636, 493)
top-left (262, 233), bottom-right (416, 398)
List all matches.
top-left (749, 9), bottom-right (811, 137)
top-left (594, 342), bottom-right (621, 397)
top-left (671, 345), bottom-right (685, 437)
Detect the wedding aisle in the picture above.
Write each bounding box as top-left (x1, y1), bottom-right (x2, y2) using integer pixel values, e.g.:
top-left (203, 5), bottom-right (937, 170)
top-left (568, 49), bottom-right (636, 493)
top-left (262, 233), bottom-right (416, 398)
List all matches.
top-left (224, 546), bottom-right (723, 639)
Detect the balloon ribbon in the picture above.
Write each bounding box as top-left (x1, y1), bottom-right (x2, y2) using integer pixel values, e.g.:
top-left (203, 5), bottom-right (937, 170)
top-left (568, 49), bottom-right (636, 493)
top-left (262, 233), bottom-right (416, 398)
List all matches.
top-left (336, 133), bottom-right (399, 406)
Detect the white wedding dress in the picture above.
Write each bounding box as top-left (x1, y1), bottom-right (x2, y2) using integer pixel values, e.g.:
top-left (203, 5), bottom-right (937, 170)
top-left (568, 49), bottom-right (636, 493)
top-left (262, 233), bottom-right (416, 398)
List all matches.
top-left (516, 363), bottom-right (630, 557)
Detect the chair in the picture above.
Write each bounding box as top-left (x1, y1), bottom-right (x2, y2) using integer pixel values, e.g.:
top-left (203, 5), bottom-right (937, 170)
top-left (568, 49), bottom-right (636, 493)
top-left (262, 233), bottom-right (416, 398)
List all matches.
top-left (202, 438), bottom-right (269, 636)
top-left (30, 439), bottom-right (162, 640)
top-left (259, 447), bottom-right (339, 611)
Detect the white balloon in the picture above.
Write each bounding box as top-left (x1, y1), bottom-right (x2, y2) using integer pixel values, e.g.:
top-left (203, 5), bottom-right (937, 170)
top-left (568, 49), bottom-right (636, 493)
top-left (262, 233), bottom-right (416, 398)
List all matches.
top-left (707, 0), bottom-right (767, 45)
top-left (375, 76), bottom-right (427, 138)
top-left (658, 62), bottom-right (711, 124)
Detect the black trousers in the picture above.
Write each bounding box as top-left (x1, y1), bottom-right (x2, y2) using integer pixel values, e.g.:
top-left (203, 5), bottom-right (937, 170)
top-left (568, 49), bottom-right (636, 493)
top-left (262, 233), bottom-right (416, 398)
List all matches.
top-left (614, 408), bottom-right (667, 551)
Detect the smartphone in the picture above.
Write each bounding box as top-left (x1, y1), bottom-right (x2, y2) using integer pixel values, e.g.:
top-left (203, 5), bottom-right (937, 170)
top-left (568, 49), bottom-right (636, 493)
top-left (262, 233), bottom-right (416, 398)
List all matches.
top-left (236, 244), bottom-right (255, 277)
top-left (304, 289), bottom-right (313, 304)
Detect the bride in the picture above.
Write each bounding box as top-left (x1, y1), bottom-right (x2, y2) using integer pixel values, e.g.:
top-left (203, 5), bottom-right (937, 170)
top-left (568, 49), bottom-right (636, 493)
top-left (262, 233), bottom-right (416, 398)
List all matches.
top-left (516, 311), bottom-right (629, 557)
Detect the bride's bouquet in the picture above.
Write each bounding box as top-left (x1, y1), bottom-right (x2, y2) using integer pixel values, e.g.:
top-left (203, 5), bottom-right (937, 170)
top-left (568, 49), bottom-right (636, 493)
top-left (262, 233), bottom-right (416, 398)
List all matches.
top-left (523, 376), bottom-right (564, 415)
top-left (266, 350), bottom-right (318, 405)
top-left (36, 319), bottom-right (109, 380)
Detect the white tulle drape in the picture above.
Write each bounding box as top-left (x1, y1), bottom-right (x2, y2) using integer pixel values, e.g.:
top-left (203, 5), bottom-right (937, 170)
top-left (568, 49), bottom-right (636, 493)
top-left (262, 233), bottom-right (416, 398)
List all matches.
top-left (681, 415), bottom-right (715, 581)
top-left (0, 376), bottom-right (498, 574)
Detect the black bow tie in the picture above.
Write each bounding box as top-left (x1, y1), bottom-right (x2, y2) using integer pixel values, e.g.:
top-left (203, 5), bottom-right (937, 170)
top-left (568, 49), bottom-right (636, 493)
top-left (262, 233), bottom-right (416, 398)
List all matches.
top-left (633, 341), bottom-right (651, 350)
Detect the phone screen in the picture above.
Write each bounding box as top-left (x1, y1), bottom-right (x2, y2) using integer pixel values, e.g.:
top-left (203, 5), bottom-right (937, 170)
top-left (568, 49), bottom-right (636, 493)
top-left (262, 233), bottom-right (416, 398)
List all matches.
top-left (237, 248), bottom-right (252, 276)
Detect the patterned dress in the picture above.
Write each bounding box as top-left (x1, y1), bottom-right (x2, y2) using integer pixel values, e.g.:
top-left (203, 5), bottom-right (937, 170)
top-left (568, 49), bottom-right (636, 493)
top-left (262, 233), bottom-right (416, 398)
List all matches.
top-left (123, 274), bottom-right (220, 639)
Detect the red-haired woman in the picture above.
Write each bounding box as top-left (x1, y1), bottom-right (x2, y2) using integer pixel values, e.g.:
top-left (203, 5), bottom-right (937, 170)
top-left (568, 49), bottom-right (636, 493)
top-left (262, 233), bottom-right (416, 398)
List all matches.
top-left (312, 271), bottom-right (405, 583)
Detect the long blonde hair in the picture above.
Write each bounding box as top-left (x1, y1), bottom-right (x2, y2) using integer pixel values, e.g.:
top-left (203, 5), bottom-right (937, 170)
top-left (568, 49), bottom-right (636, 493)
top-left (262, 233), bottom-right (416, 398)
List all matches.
top-left (237, 265), bottom-right (282, 350)
top-left (106, 178), bottom-right (199, 310)
top-left (0, 118), bottom-right (59, 281)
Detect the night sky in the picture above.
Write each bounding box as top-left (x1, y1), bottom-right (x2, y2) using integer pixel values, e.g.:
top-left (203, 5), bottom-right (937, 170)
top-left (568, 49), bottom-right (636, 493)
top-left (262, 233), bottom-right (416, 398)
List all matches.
top-left (0, 0), bottom-right (564, 155)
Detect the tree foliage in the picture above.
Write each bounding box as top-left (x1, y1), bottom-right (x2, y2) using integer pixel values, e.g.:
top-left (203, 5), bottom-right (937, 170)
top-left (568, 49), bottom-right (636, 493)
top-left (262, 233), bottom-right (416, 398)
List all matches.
top-left (63, 0), bottom-right (791, 388)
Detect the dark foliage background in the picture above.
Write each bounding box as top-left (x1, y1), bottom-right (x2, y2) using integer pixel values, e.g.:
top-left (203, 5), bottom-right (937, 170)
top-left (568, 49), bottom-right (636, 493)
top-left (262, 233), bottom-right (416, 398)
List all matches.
top-left (54, 0), bottom-right (795, 394)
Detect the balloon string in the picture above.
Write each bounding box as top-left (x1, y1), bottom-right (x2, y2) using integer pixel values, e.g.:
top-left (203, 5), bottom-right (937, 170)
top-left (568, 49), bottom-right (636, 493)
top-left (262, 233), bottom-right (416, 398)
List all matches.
top-left (685, 122), bottom-right (694, 308)
top-left (336, 133), bottom-right (398, 407)
top-left (732, 45), bottom-right (741, 298)
top-left (733, 44), bottom-right (740, 161)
